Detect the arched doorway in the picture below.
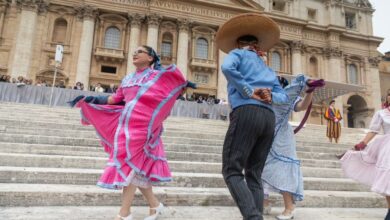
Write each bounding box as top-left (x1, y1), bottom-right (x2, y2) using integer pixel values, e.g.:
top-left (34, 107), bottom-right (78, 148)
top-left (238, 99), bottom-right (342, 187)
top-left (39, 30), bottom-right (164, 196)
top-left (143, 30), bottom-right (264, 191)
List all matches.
top-left (35, 69), bottom-right (69, 87)
top-left (347, 95), bottom-right (368, 128)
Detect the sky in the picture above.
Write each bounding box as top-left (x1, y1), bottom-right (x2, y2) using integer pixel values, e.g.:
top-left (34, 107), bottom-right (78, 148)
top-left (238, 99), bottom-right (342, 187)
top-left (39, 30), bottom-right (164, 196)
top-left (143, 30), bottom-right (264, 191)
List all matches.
top-left (370, 0), bottom-right (390, 54)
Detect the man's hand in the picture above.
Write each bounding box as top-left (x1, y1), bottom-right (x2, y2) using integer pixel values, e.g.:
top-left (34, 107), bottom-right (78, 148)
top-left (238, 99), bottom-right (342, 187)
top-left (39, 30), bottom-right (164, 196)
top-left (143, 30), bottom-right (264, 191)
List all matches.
top-left (252, 88), bottom-right (272, 104)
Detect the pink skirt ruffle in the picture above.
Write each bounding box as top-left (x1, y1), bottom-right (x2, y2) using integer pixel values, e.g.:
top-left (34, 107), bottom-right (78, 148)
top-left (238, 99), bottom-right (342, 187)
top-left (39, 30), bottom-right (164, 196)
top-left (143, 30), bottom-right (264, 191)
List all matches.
top-left (340, 134), bottom-right (390, 195)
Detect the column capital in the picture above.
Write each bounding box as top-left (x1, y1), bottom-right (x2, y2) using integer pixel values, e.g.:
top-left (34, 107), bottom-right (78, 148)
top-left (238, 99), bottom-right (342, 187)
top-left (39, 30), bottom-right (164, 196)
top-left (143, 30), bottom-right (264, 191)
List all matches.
top-left (290, 40), bottom-right (305, 53)
top-left (16, 0), bottom-right (48, 13)
top-left (324, 46), bottom-right (342, 58)
top-left (177, 18), bottom-right (191, 32)
top-left (75, 4), bottom-right (98, 21)
top-left (0, 0), bottom-right (10, 10)
top-left (368, 56), bottom-right (381, 68)
top-left (37, 0), bottom-right (49, 14)
top-left (146, 13), bottom-right (161, 27)
top-left (128, 13), bottom-right (144, 27)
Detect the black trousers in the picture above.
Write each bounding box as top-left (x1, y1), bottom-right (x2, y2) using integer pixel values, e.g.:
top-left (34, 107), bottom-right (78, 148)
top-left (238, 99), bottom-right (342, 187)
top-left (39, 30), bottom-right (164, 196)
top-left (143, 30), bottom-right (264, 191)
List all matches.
top-left (222, 105), bottom-right (275, 220)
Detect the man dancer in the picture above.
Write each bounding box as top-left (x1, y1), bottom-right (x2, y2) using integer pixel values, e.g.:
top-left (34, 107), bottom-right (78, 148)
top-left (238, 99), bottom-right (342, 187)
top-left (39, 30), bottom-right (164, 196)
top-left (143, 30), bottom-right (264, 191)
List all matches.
top-left (216, 13), bottom-right (289, 220)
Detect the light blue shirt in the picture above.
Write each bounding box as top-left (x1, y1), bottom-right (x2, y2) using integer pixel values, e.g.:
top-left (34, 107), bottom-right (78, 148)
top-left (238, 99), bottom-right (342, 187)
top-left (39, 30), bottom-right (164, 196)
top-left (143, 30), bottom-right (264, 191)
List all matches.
top-left (221, 48), bottom-right (289, 110)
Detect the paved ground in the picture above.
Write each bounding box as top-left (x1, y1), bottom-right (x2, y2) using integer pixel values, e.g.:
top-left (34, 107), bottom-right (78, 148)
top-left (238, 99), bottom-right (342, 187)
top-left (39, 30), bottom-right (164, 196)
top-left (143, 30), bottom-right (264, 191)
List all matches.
top-left (0, 206), bottom-right (387, 220)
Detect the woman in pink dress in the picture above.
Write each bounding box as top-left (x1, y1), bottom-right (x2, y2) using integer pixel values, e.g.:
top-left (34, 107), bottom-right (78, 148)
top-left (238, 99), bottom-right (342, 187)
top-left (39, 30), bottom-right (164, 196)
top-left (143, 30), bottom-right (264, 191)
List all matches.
top-left (69, 45), bottom-right (188, 220)
top-left (340, 92), bottom-right (390, 220)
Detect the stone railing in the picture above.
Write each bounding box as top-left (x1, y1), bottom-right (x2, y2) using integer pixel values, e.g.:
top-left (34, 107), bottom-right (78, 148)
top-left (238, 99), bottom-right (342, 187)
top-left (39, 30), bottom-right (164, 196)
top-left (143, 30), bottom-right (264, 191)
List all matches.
top-left (94, 47), bottom-right (125, 62)
top-left (190, 58), bottom-right (217, 71)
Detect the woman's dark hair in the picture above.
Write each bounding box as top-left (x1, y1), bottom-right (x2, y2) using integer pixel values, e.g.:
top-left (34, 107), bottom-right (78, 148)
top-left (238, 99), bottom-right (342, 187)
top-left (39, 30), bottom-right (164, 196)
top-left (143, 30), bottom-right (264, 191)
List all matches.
top-left (142, 45), bottom-right (161, 70)
top-left (277, 76), bottom-right (289, 88)
top-left (329, 100), bottom-right (335, 105)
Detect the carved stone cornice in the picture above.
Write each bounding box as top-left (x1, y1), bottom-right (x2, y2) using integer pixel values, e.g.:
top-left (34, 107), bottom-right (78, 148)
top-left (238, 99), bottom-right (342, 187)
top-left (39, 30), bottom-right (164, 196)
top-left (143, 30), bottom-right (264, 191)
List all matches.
top-left (177, 18), bottom-right (190, 32)
top-left (128, 13), bottom-right (144, 27)
top-left (324, 47), bottom-right (342, 58)
top-left (0, 0), bottom-right (10, 11)
top-left (290, 41), bottom-right (305, 53)
top-left (368, 56), bottom-right (381, 68)
top-left (48, 5), bottom-right (76, 16)
top-left (146, 13), bottom-right (161, 27)
top-left (75, 4), bottom-right (97, 21)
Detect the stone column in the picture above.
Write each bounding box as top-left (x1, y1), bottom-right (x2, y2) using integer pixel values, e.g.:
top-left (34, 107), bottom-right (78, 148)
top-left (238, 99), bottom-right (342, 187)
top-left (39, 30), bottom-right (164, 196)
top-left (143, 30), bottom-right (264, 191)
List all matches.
top-left (368, 57), bottom-right (382, 111)
top-left (0, 2), bottom-right (8, 38)
top-left (290, 41), bottom-right (304, 122)
top-left (325, 47), bottom-right (344, 126)
top-left (10, 0), bottom-right (40, 78)
top-left (75, 5), bottom-right (97, 90)
top-left (176, 18), bottom-right (190, 79)
top-left (217, 50), bottom-right (228, 102)
top-left (290, 41), bottom-right (303, 74)
top-left (126, 13), bottom-right (143, 74)
top-left (146, 13), bottom-right (161, 50)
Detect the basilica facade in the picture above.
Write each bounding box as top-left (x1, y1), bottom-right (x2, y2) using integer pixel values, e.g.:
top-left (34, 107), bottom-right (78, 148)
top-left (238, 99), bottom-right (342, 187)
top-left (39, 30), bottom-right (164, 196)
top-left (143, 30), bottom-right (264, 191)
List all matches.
top-left (0, 0), bottom-right (384, 127)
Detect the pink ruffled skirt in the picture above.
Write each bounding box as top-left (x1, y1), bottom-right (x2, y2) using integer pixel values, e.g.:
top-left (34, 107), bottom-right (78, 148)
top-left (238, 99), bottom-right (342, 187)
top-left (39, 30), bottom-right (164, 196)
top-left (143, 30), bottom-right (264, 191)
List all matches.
top-left (340, 134), bottom-right (390, 195)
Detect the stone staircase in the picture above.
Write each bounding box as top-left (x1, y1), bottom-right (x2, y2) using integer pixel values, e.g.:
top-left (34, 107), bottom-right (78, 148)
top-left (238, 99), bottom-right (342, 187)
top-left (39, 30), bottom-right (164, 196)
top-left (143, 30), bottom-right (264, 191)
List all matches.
top-left (0, 102), bottom-right (387, 220)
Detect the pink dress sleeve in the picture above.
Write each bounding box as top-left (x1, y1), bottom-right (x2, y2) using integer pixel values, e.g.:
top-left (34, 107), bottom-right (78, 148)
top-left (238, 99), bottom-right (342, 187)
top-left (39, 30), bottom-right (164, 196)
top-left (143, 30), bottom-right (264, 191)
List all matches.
top-left (110, 86), bottom-right (125, 104)
top-left (368, 111), bottom-right (383, 133)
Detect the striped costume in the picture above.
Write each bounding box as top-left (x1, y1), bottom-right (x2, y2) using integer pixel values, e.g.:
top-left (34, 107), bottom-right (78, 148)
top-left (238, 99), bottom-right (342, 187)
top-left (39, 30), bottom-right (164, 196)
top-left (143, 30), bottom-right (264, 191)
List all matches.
top-left (324, 106), bottom-right (342, 140)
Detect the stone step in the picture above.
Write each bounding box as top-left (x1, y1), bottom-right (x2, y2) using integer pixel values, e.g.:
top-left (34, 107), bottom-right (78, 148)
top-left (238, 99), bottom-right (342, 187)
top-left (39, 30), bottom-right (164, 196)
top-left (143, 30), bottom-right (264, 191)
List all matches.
top-left (0, 206), bottom-right (386, 220)
top-left (0, 141), bottom-right (345, 161)
top-left (0, 130), bottom-right (356, 151)
top-left (1, 126), bottom-right (363, 145)
top-left (0, 183), bottom-right (385, 208)
top-left (0, 166), bottom-right (368, 192)
top-left (0, 139), bottom-right (349, 155)
top-left (0, 116), bottom-right (364, 142)
top-left (0, 146), bottom-right (342, 168)
top-left (0, 143), bottom-right (345, 177)
top-left (0, 152), bottom-right (222, 173)
top-left (0, 103), bottom-right (370, 131)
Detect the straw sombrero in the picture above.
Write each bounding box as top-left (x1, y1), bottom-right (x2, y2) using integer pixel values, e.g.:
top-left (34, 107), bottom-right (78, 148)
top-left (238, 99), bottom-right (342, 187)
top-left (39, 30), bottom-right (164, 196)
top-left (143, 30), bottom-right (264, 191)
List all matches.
top-left (216, 13), bottom-right (280, 53)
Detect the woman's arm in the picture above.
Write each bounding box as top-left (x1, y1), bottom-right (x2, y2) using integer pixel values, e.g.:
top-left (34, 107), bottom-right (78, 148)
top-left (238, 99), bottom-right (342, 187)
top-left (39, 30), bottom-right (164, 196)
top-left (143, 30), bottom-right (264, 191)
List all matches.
top-left (295, 92), bottom-right (314, 112)
top-left (107, 86), bottom-right (124, 104)
top-left (107, 96), bottom-right (115, 105)
top-left (361, 132), bottom-right (377, 145)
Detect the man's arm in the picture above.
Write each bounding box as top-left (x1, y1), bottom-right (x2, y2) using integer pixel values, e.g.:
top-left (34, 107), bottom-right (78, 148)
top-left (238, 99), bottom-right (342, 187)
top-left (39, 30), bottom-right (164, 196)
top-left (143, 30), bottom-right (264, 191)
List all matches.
top-left (221, 50), bottom-right (254, 98)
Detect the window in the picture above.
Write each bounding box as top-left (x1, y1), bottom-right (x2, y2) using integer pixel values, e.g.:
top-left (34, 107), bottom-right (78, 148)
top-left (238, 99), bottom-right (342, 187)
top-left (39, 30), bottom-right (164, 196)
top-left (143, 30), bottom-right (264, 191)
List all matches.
top-left (104, 27), bottom-right (121, 49)
top-left (271, 52), bottom-right (281, 72)
top-left (101, 65), bottom-right (117, 74)
top-left (348, 64), bottom-right (358, 84)
top-left (345, 12), bottom-right (356, 29)
top-left (52, 18), bottom-right (67, 43)
top-left (161, 33), bottom-right (173, 58)
top-left (308, 8), bottom-right (317, 21)
top-left (309, 57), bottom-right (318, 77)
top-left (273, 1), bottom-right (286, 12)
top-left (196, 38), bottom-right (208, 59)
